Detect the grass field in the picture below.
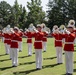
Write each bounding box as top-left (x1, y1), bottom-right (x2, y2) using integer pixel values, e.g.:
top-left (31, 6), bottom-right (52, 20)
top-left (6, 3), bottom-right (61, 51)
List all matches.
top-left (0, 38), bottom-right (76, 75)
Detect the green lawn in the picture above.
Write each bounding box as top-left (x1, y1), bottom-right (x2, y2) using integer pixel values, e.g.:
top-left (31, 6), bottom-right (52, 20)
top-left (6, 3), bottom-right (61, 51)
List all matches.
top-left (0, 38), bottom-right (76, 75)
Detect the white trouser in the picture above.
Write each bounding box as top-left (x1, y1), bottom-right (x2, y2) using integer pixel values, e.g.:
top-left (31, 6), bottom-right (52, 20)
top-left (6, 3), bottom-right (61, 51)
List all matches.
top-left (18, 41), bottom-right (22, 51)
top-left (65, 51), bottom-right (73, 74)
top-left (28, 43), bottom-right (32, 55)
top-left (11, 48), bottom-right (18, 66)
top-left (7, 45), bottom-right (11, 59)
top-left (62, 38), bottom-right (65, 43)
top-left (2, 37), bottom-right (4, 42)
top-left (56, 47), bottom-right (63, 63)
top-left (43, 42), bottom-right (47, 51)
top-left (35, 49), bottom-right (42, 69)
top-left (9, 47), bottom-right (12, 59)
top-left (5, 43), bottom-right (9, 54)
top-left (74, 38), bottom-right (76, 44)
top-left (6, 45), bottom-right (12, 59)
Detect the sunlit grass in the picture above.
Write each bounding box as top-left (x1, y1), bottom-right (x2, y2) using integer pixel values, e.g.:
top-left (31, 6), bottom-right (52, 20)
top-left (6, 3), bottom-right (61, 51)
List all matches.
top-left (0, 38), bottom-right (76, 75)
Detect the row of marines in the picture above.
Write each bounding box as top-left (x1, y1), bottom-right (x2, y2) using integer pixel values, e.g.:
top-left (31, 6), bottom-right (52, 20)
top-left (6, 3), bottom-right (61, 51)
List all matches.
top-left (0, 20), bottom-right (76, 75)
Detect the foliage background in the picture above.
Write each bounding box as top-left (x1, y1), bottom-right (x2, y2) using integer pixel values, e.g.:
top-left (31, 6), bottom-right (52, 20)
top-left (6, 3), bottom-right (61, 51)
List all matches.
top-left (0, 0), bottom-right (76, 30)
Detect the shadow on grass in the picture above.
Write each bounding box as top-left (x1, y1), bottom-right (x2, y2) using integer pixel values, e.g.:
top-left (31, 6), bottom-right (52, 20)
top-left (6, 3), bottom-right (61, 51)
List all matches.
top-left (23, 42), bottom-right (27, 43)
top-left (74, 50), bottom-right (76, 52)
top-left (74, 61), bottom-right (76, 63)
top-left (0, 54), bottom-right (6, 56)
top-left (43, 56), bottom-right (57, 60)
top-left (74, 69), bottom-right (76, 72)
top-left (63, 53), bottom-right (65, 55)
top-left (43, 53), bottom-right (65, 60)
top-left (74, 45), bottom-right (76, 47)
top-left (43, 63), bottom-right (62, 68)
top-left (33, 52), bottom-right (35, 54)
top-left (0, 66), bottom-right (13, 71)
top-left (33, 50), bottom-right (49, 54)
top-left (13, 69), bottom-right (38, 75)
top-left (19, 61), bottom-right (35, 65)
top-left (0, 58), bottom-right (10, 62)
top-left (18, 55), bottom-right (30, 58)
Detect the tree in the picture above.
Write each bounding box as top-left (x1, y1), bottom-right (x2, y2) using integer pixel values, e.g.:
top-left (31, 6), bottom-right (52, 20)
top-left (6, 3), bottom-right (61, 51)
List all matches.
top-left (47, 0), bottom-right (76, 29)
top-left (11, 0), bottom-right (21, 27)
top-left (67, 0), bottom-right (76, 21)
top-left (19, 6), bottom-right (27, 29)
top-left (47, 0), bottom-right (67, 29)
top-left (0, 1), bottom-right (11, 28)
top-left (10, 0), bottom-right (27, 28)
top-left (26, 0), bottom-right (45, 27)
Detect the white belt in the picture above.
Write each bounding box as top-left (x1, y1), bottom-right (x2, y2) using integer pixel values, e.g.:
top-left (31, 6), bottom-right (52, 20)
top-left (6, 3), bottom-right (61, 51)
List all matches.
top-left (11, 40), bottom-right (18, 42)
top-left (55, 40), bottom-right (62, 42)
top-left (43, 37), bottom-right (47, 38)
top-left (27, 38), bottom-right (32, 39)
top-left (65, 42), bottom-right (74, 44)
top-left (35, 41), bottom-right (42, 42)
top-left (5, 39), bottom-right (10, 40)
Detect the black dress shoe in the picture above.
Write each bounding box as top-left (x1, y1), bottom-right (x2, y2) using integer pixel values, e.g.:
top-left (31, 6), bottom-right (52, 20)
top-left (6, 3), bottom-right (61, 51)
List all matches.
top-left (36, 68), bottom-right (41, 70)
top-left (6, 53), bottom-right (9, 55)
top-left (12, 65), bottom-right (15, 67)
top-left (66, 73), bottom-right (68, 75)
top-left (28, 55), bottom-right (32, 56)
top-left (19, 50), bottom-right (22, 52)
top-left (43, 51), bottom-right (46, 52)
top-left (57, 63), bottom-right (60, 65)
top-left (57, 63), bottom-right (63, 65)
top-left (12, 65), bottom-right (17, 67)
top-left (66, 73), bottom-right (72, 75)
top-left (59, 63), bottom-right (63, 64)
top-left (36, 68), bottom-right (39, 70)
top-left (10, 58), bottom-right (12, 60)
top-left (68, 73), bottom-right (72, 75)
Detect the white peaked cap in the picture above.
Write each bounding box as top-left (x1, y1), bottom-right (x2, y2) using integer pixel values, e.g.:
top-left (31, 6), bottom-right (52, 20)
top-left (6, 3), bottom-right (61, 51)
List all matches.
top-left (53, 25), bottom-right (58, 29)
top-left (37, 24), bottom-right (42, 27)
top-left (67, 25), bottom-right (74, 28)
top-left (41, 23), bottom-right (46, 27)
top-left (67, 20), bottom-right (75, 28)
top-left (29, 23), bottom-right (33, 27)
top-left (68, 20), bottom-right (75, 25)
top-left (20, 29), bottom-right (23, 31)
top-left (59, 25), bottom-right (65, 29)
top-left (7, 25), bottom-right (10, 28)
top-left (14, 27), bottom-right (19, 30)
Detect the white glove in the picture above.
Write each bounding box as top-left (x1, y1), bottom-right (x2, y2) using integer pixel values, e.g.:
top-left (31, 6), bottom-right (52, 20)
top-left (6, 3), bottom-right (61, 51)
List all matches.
top-left (74, 28), bottom-right (76, 30)
top-left (33, 26), bottom-right (35, 29)
top-left (44, 30), bottom-right (49, 34)
top-left (33, 28), bottom-right (38, 33)
top-left (53, 30), bottom-right (56, 34)
top-left (26, 29), bottom-right (29, 32)
top-left (11, 29), bottom-right (14, 33)
top-left (58, 31), bottom-right (62, 34)
top-left (3, 30), bottom-right (6, 33)
top-left (53, 30), bottom-right (57, 34)
top-left (65, 30), bottom-right (70, 34)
